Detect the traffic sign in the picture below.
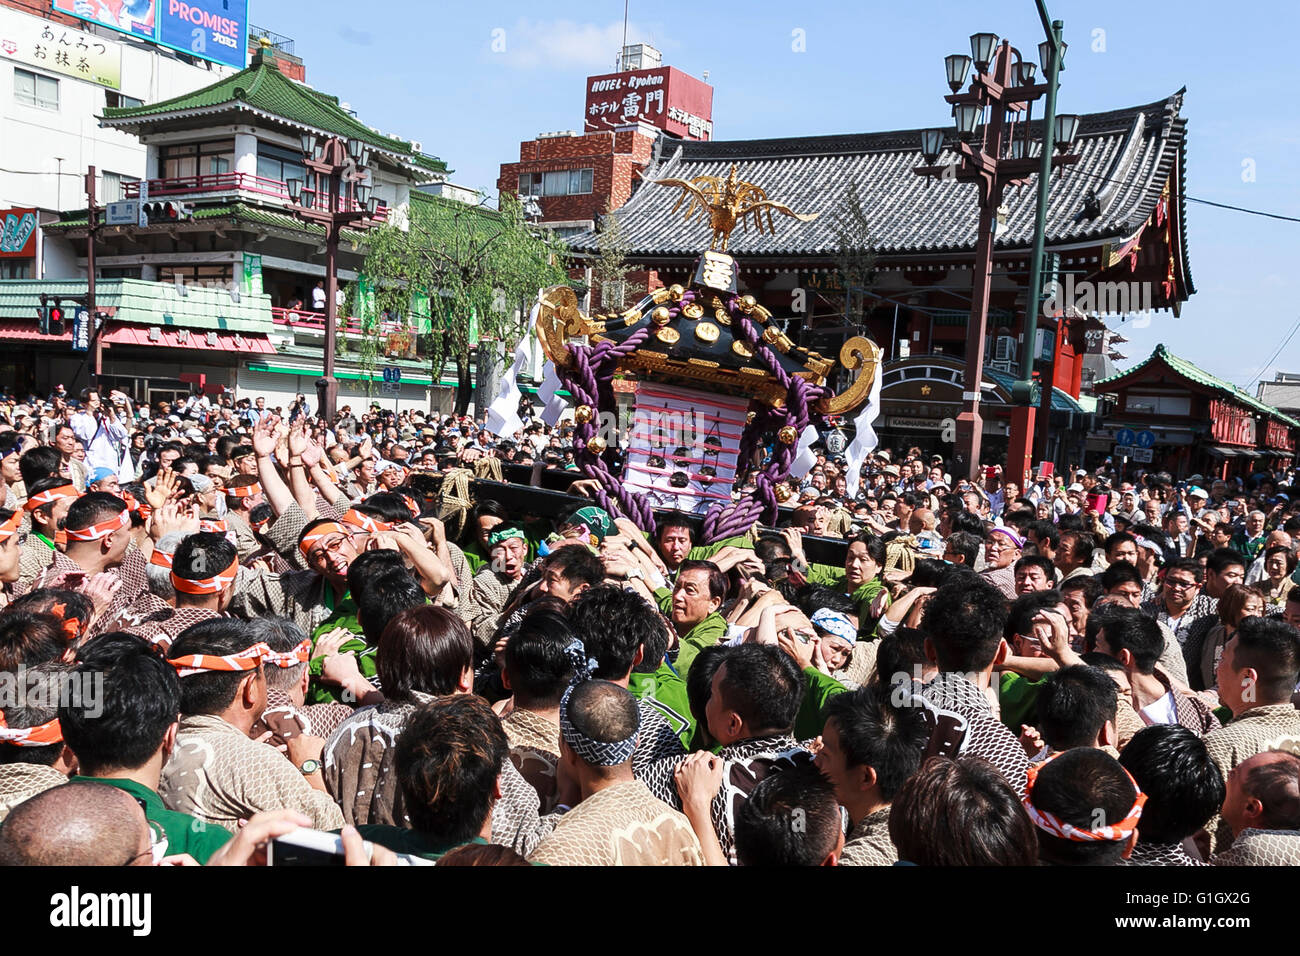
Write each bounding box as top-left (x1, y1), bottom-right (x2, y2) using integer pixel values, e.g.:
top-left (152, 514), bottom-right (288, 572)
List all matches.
top-left (71, 308), bottom-right (90, 352)
top-left (138, 181), bottom-right (149, 226)
top-left (1114, 428), bottom-right (1136, 446)
top-left (1130, 447), bottom-right (1153, 463)
top-left (379, 381), bottom-right (400, 395)
top-left (1135, 430), bottom-right (1156, 449)
top-left (1113, 444), bottom-right (1135, 457)
top-left (105, 201), bottom-right (138, 226)
top-left (382, 366), bottom-right (401, 384)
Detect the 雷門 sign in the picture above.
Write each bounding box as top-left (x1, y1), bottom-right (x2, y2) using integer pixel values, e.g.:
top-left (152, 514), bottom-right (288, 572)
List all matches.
top-left (584, 66), bottom-right (713, 141)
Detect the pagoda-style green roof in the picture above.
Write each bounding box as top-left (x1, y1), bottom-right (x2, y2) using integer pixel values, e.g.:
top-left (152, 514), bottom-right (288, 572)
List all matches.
top-left (100, 53), bottom-right (448, 176)
top-left (1096, 343), bottom-right (1300, 428)
top-left (44, 202), bottom-right (371, 244)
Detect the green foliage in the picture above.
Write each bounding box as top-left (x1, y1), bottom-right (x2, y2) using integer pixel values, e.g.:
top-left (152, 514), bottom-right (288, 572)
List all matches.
top-left (357, 192), bottom-right (569, 400)
top-left (593, 201), bottom-right (638, 310)
top-left (831, 182), bottom-right (877, 325)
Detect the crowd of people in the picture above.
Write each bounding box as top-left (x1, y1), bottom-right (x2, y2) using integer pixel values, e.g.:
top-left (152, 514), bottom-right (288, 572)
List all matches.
top-left (0, 383), bottom-right (1298, 868)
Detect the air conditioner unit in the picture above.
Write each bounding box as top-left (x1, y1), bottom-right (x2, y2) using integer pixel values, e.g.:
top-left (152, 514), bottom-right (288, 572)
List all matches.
top-left (989, 360), bottom-right (1013, 373)
top-left (994, 335), bottom-right (1016, 362)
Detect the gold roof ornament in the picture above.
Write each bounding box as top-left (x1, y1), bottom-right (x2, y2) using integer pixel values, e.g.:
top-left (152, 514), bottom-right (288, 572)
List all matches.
top-left (654, 164), bottom-right (819, 251)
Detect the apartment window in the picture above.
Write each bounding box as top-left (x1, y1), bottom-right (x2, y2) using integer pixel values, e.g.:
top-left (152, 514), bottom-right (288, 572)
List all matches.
top-left (159, 265), bottom-right (233, 285)
top-left (14, 68), bottom-right (58, 110)
top-left (517, 168), bottom-right (593, 197)
top-left (100, 171), bottom-right (138, 203)
top-left (105, 90), bottom-right (144, 110)
top-left (0, 261), bottom-right (31, 279)
top-left (159, 140), bottom-right (236, 180)
top-left (257, 143), bottom-right (306, 187)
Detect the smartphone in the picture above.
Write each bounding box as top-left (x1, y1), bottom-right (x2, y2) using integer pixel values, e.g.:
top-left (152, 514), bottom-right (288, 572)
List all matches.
top-left (268, 828), bottom-right (347, 866)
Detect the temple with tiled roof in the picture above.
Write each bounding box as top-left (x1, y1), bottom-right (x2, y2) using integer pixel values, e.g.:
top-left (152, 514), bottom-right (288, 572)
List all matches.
top-left (563, 90), bottom-right (1194, 466)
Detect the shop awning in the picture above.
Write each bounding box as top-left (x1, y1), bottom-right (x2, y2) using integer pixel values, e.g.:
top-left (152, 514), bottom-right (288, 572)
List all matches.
top-left (105, 326), bottom-right (276, 353)
top-left (1206, 446), bottom-right (1243, 457)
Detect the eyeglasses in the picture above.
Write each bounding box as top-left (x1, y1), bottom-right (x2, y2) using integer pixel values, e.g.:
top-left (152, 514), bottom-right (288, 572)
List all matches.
top-left (1165, 579), bottom-right (1199, 590)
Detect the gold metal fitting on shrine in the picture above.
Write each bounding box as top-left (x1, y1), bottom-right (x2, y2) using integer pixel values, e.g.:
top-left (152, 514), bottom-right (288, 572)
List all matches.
top-left (778, 425), bottom-right (798, 444)
top-left (695, 322), bottom-right (720, 344)
top-left (651, 306), bottom-right (672, 325)
top-left (574, 405), bottom-right (594, 424)
top-left (585, 436), bottom-right (607, 455)
top-left (739, 294), bottom-right (757, 313)
top-left (668, 284), bottom-right (685, 301)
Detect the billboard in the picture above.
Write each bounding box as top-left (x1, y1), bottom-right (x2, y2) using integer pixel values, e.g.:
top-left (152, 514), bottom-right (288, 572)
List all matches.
top-left (51, 0), bottom-right (155, 41)
top-left (51, 0), bottom-right (246, 69)
top-left (0, 209), bottom-right (38, 258)
top-left (0, 8), bottom-right (122, 88)
top-left (584, 66), bottom-right (714, 141)
top-left (156, 0), bottom-right (246, 69)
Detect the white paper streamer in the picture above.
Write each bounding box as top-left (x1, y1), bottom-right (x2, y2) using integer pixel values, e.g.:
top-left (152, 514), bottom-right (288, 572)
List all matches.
top-left (483, 301), bottom-right (540, 437)
top-left (538, 359), bottom-right (567, 427)
top-left (844, 365), bottom-right (883, 497)
top-left (787, 424), bottom-right (820, 479)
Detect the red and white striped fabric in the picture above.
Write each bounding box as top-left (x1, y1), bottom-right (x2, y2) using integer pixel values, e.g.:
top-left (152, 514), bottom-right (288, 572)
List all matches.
top-left (198, 518), bottom-right (229, 534)
top-left (299, 521), bottom-right (350, 558)
top-left (64, 509), bottom-right (129, 542)
top-left (262, 638), bottom-right (312, 669)
top-left (24, 484), bottom-right (77, 512)
top-left (624, 382), bottom-right (748, 514)
top-left (0, 712), bottom-right (63, 747)
top-left (170, 557), bottom-right (239, 596)
top-left (341, 509), bottom-right (391, 534)
top-left (1023, 755), bottom-right (1147, 846)
top-left (0, 510), bottom-right (22, 541)
top-left (226, 482), bottom-right (262, 499)
top-left (149, 547), bottom-right (175, 570)
top-left (169, 641), bottom-right (272, 678)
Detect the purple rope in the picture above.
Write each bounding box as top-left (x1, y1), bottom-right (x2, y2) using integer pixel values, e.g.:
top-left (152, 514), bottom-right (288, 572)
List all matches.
top-left (552, 289), bottom-right (844, 543)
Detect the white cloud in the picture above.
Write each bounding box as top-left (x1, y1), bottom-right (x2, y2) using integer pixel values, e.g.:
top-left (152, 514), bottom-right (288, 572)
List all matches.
top-left (490, 18), bottom-right (666, 71)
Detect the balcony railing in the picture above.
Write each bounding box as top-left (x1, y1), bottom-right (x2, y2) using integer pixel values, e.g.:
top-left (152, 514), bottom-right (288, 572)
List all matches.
top-left (122, 173), bottom-right (388, 222)
top-left (271, 307), bottom-right (409, 335)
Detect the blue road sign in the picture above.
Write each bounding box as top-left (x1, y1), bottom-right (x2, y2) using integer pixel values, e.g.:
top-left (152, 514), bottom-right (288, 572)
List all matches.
top-left (1115, 428), bottom-right (1136, 446)
top-left (382, 366), bottom-right (401, 384)
top-left (1135, 430), bottom-right (1156, 449)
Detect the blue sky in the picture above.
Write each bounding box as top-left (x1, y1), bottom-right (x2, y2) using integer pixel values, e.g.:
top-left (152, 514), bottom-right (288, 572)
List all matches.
top-left (253, 0), bottom-right (1300, 389)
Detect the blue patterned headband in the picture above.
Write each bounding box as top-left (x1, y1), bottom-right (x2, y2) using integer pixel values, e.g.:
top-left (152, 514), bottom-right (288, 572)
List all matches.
top-left (559, 683), bottom-right (640, 767)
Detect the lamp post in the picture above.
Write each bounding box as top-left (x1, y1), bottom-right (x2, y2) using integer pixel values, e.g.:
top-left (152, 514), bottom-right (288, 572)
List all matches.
top-left (914, 22), bottom-right (1078, 481)
top-left (285, 133), bottom-right (380, 422)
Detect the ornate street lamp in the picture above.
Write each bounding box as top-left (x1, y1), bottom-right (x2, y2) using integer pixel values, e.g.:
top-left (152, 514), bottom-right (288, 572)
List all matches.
top-left (970, 32), bottom-right (999, 72)
top-left (945, 54), bottom-right (972, 93)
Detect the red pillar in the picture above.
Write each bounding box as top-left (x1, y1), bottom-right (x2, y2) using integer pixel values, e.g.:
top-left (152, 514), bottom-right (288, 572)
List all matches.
top-left (1007, 405), bottom-right (1037, 489)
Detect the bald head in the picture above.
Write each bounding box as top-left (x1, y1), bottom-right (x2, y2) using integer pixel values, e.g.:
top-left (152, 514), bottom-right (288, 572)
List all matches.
top-left (0, 782), bottom-right (150, 866)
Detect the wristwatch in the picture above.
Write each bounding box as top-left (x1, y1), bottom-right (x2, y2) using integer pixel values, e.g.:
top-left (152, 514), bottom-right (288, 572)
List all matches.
top-left (626, 568), bottom-right (643, 582)
top-left (299, 759), bottom-right (321, 776)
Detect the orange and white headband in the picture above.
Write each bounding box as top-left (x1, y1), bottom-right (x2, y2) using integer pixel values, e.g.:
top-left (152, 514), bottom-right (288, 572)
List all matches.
top-left (1023, 756), bottom-right (1147, 847)
top-left (169, 640), bottom-right (272, 678)
top-left (24, 485), bottom-right (77, 512)
top-left (0, 511), bottom-right (22, 541)
top-left (170, 556), bottom-right (238, 595)
top-left (64, 509), bottom-right (129, 542)
top-left (0, 712), bottom-right (63, 747)
top-left (199, 518), bottom-right (229, 534)
top-left (299, 521), bottom-right (349, 557)
top-left (149, 546), bottom-right (175, 570)
top-left (341, 509), bottom-right (391, 535)
top-left (262, 638), bottom-right (311, 669)
top-left (227, 482), bottom-right (262, 499)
